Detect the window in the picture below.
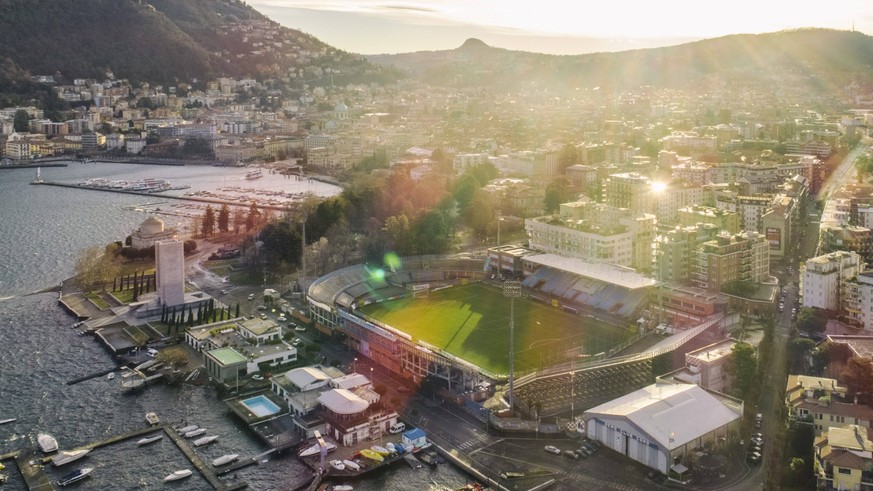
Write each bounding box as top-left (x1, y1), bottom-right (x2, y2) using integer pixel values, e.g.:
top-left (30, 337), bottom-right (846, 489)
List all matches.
top-left (838, 467), bottom-right (852, 475)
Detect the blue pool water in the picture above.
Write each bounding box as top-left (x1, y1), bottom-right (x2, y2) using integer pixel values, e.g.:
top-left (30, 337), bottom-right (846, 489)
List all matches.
top-left (241, 395), bottom-right (282, 417)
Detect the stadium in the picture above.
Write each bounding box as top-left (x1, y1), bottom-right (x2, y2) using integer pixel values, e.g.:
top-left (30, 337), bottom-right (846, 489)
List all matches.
top-left (306, 252), bottom-right (734, 418)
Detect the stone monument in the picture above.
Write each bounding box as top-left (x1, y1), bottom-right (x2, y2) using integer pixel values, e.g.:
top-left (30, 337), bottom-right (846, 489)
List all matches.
top-left (156, 239), bottom-right (185, 306)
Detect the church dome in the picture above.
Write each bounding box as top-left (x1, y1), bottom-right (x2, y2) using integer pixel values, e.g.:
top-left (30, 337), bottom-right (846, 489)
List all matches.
top-left (140, 216), bottom-right (164, 235)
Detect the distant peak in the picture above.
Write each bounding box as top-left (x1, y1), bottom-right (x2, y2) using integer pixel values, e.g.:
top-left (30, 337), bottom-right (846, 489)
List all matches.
top-left (458, 38), bottom-right (489, 51)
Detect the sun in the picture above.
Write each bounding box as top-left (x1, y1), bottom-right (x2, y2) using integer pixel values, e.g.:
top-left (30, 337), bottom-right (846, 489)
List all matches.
top-left (651, 181), bottom-right (668, 193)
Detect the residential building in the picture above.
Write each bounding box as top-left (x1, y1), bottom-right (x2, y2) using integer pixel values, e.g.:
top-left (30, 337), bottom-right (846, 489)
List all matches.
top-left (692, 231), bottom-right (770, 292)
top-left (654, 224), bottom-right (721, 284)
top-left (318, 388), bottom-right (399, 447)
top-left (678, 206), bottom-right (741, 235)
top-left (820, 225), bottom-right (873, 262)
top-left (815, 425), bottom-right (873, 491)
top-left (672, 339), bottom-right (737, 394)
top-left (603, 172), bottom-right (652, 215)
top-left (802, 251), bottom-right (863, 311)
top-left (786, 375), bottom-right (847, 411)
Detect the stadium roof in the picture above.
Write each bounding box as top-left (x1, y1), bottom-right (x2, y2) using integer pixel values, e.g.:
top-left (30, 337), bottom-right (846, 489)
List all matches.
top-left (524, 254), bottom-right (656, 289)
top-left (584, 382), bottom-right (741, 450)
top-left (318, 388), bottom-right (369, 415)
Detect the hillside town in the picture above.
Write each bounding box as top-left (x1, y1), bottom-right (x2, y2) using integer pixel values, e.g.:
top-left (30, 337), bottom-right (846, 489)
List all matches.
top-left (6, 13), bottom-right (873, 491)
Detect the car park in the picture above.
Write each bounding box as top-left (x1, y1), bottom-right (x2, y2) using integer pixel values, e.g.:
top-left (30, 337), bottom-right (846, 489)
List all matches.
top-left (544, 445), bottom-right (561, 455)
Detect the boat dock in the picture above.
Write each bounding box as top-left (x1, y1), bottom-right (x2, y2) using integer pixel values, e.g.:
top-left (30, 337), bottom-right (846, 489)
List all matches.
top-left (66, 365), bottom-right (125, 385)
top-left (403, 452), bottom-right (423, 469)
top-left (163, 426), bottom-right (247, 490)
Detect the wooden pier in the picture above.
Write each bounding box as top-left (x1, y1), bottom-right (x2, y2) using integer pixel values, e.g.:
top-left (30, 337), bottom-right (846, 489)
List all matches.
top-left (163, 426), bottom-right (247, 490)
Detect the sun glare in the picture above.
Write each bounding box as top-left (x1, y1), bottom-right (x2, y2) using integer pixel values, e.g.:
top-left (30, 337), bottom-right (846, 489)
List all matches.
top-left (652, 181), bottom-right (667, 193)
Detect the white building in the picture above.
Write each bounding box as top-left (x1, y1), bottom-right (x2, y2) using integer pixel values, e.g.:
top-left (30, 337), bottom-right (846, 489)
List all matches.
top-left (802, 251), bottom-right (863, 311)
top-left (583, 382), bottom-right (743, 475)
top-left (846, 272), bottom-right (873, 330)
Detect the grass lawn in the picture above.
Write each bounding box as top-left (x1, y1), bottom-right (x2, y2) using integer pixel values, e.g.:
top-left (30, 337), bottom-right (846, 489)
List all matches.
top-left (358, 283), bottom-right (633, 375)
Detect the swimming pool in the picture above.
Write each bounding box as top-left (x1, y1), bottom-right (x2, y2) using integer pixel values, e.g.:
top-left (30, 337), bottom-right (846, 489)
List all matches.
top-left (240, 395), bottom-right (282, 417)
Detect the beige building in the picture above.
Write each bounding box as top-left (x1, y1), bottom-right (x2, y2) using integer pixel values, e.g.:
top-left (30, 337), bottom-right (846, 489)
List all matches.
top-left (673, 339), bottom-right (737, 394)
top-left (692, 231), bottom-right (770, 292)
top-left (678, 206), bottom-right (741, 234)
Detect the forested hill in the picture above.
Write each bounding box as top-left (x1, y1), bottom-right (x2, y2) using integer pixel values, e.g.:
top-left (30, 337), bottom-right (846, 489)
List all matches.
top-left (0, 0), bottom-right (374, 86)
top-left (368, 29), bottom-right (873, 94)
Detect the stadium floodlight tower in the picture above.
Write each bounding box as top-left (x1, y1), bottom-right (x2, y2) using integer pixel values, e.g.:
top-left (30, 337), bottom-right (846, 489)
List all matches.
top-left (503, 279), bottom-right (522, 412)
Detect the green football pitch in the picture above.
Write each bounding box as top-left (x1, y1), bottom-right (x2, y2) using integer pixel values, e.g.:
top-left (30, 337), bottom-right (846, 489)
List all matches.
top-left (357, 283), bottom-right (633, 375)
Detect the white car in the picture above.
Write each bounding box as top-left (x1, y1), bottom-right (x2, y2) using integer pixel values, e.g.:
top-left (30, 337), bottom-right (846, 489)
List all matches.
top-left (252, 374), bottom-right (264, 381)
top-left (292, 338), bottom-right (302, 347)
top-left (277, 315), bottom-right (287, 322)
top-left (544, 445), bottom-right (561, 455)
top-left (294, 326), bottom-right (306, 332)
top-left (247, 294), bottom-right (255, 301)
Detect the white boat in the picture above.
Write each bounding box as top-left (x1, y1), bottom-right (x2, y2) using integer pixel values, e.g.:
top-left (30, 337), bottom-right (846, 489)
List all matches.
top-left (212, 454), bottom-right (239, 467)
top-left (386, 442), bottom-right (397, 453)
top-left (298, 441), bottom-right (336, 457)
top-left (37, 432), bottom-right (59, 453)
top-left (245, 169), bottom-right (263, 180)
top-left (52, 449), bottom-right (91, 466)
top-left (371, 445), bottom-right (390, 456)
top-left (145, 412), bottom-right (160, 425)
top-left (342, 459), bottom-right (360, 471)
top-left (107, 372), bottom-right (115, 380)
top-left (329, 460), bottom-right (345, 471)
top-left (177, 424), bottom-right (198, 434)
top-left (57, 467), bottom-right (93, 486)
top-left (193, 435), bottom-right (218, 447)
top-left (333, 485), bottom-right (354, 491)
top-left (163, 469), bottom-right (192, 482)
top-left (0, 418), bottom-right (15, 425)
top-left (137, 434), bottom-right (163, 446)
top-left (185, 428), bottom-right (207, 438)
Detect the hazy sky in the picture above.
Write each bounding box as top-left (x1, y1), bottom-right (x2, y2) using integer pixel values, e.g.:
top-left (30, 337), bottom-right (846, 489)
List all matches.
top-left (248, 0), bottom-right (873, 55)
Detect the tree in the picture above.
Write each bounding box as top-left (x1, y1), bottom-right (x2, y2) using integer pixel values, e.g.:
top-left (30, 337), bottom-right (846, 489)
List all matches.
top-left (13, 109), bottom-right (29, 132)
top-left (797, 307), bottom-right (827, 333)
top-left (787, 337), bottom-right (816, 373)
top-left (183, 239), bottom-right (197, 254)
top-left (841, 357), bottom-right (873, 406)
top-left (73, 244), bottom-right (119, 291)
top-left (245, 202), bottom-right (261, 231)
top-left (156, 346), bottom-right (189, 368)
top-left (232, 208), bottom-right (246, 234)
top-left (812, 341), bottom-right (853, 377)
top-left (217, 204), bottom-right (230, 233)
top-left (544, 177), bottom-right (572, 214)
top-left (728, 342), bottom-right (757, 399)
top-left (201, 205), bottom-right (215, 237)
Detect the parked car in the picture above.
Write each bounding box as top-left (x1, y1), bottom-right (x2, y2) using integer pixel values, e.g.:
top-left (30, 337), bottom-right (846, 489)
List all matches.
top-left (389, 422), bottom-right (406, 434)
top-left (277, 315), bottom-right (287, 322)
top-left (247, 293), bottom-right (255, 301)
top-left (294, 326), bottom-right (306, 332)
top-left (292, 338), bottom-right (302, 347)
top-left (259, 313), bottom-right (268, 320)
top-left (256, 305), bottom-right (267, 311)
top-left (563, 450), bottom-right (579, 460)
top-left (544, 445), bottom-right (561, 455)
top-left (220, 289), bottom-right (227, 295)
top-left (252, 374), bottom-right (264, 381)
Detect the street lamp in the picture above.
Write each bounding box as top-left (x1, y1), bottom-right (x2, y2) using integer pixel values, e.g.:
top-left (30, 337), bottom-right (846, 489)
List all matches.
top-left (496, 210), bottom-right (503, 278)
top-left (503, 280), bottom-right (521, 412)
top-left (353, 357), bottom-right (357, 374)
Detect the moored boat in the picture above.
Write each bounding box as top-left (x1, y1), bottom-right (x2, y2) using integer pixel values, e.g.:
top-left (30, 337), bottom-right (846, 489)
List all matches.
top-left (360, 448), bottom-right (384, 462)
top-left (342, 459), bottom-right (360, 471)
top-left (176, 424), bottom-right (198, 433)
top-left (245, 169), bottom-right (263, 180)
top-left (0, 418), bottom-right (15, 425)
top-left (329, 459), bottom-right (345, 471)
top-left (137, 434), bottom-right (163, 446)
top-left (371, 445), bottom-right (390, 456)
top-left (184, 428), bottom-right (207, 438)
top-left (333, 486), bottom-right (354, 491)
top-left (145, 412), bottom-right (160, 425)
top-left (163, 469), bottom-right (192, 482)
top-left (298, 441), bottom-right (336, 457)
top-left (37, 432), bottom-right (59, 453)
top-left (212, 454), bottom-right (239, 467)
top-left (52, 449), bottom-right (91, 466)
top-left (57, 467), bottom-right (93, 486)
top-left (193, 435), bottom-right (218, 447)
top-left (107, 372), bottom-right (115, 380)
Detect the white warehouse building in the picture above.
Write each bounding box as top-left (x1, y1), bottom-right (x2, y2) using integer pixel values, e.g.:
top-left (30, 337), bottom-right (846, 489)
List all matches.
top-left (583, 382), bottom-right (743, 475)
